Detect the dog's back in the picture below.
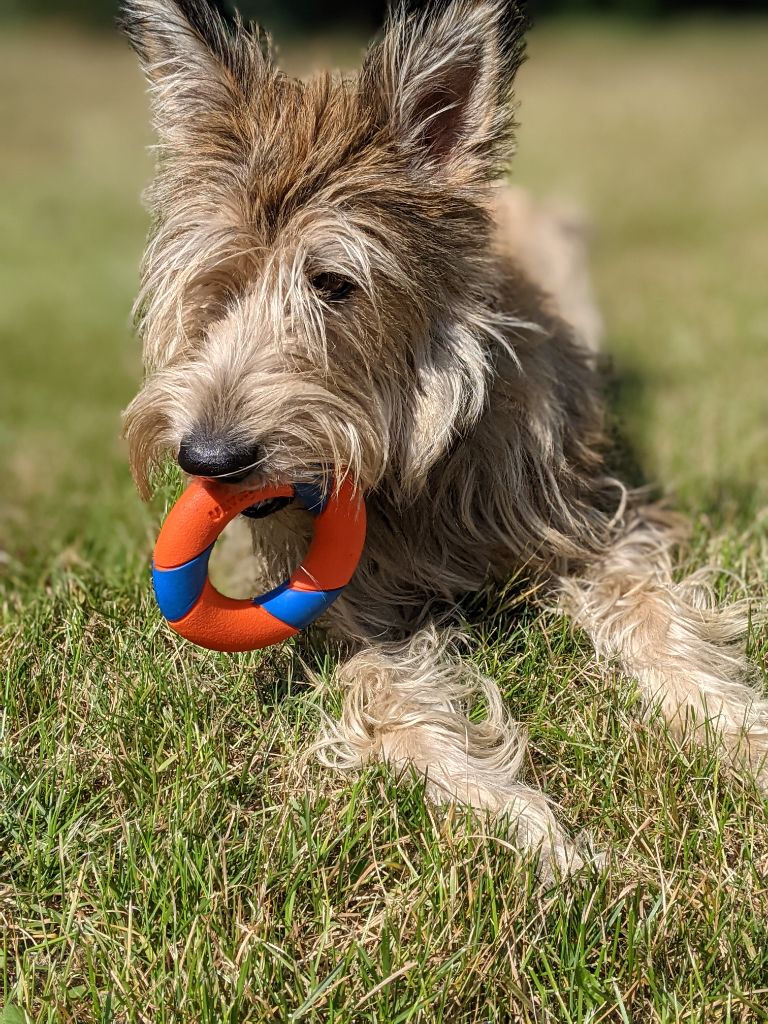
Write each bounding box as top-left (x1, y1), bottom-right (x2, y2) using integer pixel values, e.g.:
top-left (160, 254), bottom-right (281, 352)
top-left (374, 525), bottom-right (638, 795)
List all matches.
top-left (492, 184), bottom-right (603, 351)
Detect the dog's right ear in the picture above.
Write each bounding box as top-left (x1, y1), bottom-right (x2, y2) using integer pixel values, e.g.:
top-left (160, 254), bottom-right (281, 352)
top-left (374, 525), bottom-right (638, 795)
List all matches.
top-left (119, 0), bottom-right (270, 144)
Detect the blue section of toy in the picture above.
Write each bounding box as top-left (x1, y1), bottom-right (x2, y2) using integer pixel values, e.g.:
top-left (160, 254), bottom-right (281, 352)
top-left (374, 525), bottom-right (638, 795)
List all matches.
top-left (254, 584), bottom-right (344, 629)
top-left (294, 481), bottom-right (329, 516)
top-left (152, 543), bottom-right (214, 623)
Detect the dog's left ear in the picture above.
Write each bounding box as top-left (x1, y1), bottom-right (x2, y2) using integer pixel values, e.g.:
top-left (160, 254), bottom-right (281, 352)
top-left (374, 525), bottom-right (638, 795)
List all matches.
top-left (363, 0), bottom-right (527, 181)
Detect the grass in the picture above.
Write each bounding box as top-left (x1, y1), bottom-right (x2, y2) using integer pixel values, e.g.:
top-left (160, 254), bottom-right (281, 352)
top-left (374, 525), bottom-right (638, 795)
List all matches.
top-left (2, 19), bottom-right (768, 1023)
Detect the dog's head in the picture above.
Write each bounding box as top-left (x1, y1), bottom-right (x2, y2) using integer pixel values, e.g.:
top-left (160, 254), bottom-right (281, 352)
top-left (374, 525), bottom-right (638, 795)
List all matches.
top-left (122, 0), bottom-right (527, 501)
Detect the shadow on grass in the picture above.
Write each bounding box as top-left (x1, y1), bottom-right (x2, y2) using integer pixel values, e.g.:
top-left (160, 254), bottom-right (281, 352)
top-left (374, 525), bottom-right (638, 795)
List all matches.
top-left (604, 350), bottom-right (766, 529)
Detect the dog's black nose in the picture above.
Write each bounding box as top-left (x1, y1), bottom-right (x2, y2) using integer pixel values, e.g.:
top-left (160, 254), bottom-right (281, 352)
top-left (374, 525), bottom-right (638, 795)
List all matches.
top-left (177, 433), bottom-right (262, 483)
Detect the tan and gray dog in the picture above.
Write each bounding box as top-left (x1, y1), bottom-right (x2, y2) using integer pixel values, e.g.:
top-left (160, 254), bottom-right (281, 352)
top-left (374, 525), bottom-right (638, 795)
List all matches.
top-left (121, 0), bottom-right (767, 872)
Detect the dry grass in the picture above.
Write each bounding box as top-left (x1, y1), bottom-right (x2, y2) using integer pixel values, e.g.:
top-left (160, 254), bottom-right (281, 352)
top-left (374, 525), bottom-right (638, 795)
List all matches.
top-left (1, 19), bottom-right (768, 1023)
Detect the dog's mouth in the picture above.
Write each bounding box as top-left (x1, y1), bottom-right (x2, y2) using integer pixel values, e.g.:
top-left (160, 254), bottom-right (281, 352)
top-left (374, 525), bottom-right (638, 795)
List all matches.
top-left (238, 476), bottom-right (330, 520)
top-left (240, 496), bottom-right (294, 520)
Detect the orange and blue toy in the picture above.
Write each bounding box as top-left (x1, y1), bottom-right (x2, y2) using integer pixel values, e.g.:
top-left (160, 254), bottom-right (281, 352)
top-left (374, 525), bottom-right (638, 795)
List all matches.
top-left (152, 476), bottom-right (366, 652)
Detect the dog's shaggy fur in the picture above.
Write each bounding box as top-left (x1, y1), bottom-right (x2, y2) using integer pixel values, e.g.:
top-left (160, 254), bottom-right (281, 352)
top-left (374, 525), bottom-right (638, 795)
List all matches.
top-left (121, 0), bottom-right (767, 873)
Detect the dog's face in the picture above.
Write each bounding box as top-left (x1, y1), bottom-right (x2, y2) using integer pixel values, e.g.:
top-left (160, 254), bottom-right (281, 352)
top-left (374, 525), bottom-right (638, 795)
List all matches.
top-left (122, 0), bottom-right (526, 500)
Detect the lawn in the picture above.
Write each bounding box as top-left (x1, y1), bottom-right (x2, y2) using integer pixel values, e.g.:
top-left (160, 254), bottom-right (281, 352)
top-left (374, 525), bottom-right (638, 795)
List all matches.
top-left (2, 19), bottom-right (768, 1023)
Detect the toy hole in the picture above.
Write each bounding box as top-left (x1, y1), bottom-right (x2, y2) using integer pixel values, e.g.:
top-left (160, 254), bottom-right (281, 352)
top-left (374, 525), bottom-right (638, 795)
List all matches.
top-left (207, 518), bottom-right (269, 600)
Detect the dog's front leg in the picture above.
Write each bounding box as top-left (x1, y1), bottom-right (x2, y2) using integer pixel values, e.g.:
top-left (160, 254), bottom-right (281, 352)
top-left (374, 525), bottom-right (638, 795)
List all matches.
top-left (313, 627), bottom-right (581, 876)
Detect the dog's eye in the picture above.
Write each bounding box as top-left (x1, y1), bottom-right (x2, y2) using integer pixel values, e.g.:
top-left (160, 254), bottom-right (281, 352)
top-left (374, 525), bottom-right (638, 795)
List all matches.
top-left (310, 272), bottom-right (355, 303)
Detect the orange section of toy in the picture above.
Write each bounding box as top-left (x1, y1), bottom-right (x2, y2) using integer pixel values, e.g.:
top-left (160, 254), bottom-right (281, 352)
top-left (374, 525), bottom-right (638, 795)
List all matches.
top-left (168, 579), bottom-right (298, 652)
top-left (154, 480), bottom-right (294, 570)
top-left (290, 476), bottom-right (367, 591)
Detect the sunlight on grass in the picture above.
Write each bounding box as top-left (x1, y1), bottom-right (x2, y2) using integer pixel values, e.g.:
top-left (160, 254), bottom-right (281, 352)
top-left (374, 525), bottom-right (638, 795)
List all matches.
top-left (1, 20), bottom-right (767, 1023)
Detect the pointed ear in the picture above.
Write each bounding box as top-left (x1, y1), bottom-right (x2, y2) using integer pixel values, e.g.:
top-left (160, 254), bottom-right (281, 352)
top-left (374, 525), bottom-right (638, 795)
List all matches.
top-left (363, 0), bottom-right (527, 180)
top-left (119, 0), bottom-right (269, 145)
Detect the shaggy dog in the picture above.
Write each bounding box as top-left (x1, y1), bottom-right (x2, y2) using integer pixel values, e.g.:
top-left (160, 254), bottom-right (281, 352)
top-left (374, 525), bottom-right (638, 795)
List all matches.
top-left (121, 0), bottom-right (767, 872)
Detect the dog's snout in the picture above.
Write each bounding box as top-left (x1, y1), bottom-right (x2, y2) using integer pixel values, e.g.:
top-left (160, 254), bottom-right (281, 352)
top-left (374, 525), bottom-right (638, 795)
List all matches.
top-left (177, 432), bottom-right (263, 483)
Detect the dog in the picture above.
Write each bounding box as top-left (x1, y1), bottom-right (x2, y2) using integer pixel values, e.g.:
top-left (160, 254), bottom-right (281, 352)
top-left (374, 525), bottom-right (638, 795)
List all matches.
top-left (120, 0), bottom-right (767, 873)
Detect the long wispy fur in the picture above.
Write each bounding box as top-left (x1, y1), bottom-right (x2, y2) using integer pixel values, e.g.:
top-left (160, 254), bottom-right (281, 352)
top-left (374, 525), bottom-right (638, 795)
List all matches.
top-left (121, 0), bottom-right (767, 875)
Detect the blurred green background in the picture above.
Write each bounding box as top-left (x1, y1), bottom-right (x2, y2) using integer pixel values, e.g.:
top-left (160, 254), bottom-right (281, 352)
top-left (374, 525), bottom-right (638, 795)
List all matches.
top-left (4, 0), bottom-right (768, 29)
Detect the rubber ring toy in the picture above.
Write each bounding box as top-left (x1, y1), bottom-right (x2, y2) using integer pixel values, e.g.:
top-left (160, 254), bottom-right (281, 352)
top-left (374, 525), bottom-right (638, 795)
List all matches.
top-left (152, 476), bottom-right (366, 652)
